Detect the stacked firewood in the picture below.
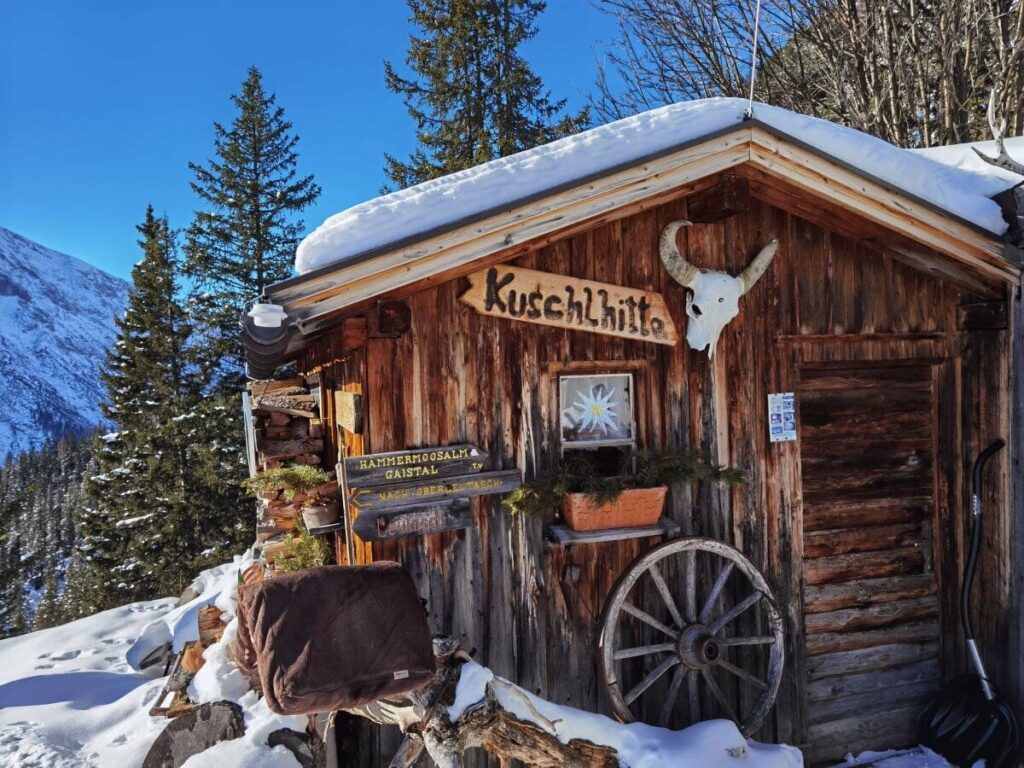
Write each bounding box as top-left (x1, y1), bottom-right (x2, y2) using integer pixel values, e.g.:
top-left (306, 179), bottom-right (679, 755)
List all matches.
top-left (149, 605), bottom-right (228, 719)
top-left (247, 378), bottom-right (331, 543)
top-left (247, 378), bottom-right (324, 472)
top-left (256, 480), bottom-right (342, 544)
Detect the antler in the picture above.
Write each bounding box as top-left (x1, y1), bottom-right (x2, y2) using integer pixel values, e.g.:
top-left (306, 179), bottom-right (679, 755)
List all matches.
top-left (738, 240), bottom-right (779, 294)
top-left (972, 91), bottom-right (1024, 177)
top-left (659, 220), bottom-right (700, 287)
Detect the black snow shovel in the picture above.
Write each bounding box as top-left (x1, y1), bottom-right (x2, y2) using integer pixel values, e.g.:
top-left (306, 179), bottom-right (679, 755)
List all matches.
top-left (918, 439), bottom-right (1020, 768)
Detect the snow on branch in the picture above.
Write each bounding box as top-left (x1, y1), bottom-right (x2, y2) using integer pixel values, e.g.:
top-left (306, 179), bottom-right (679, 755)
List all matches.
top-left (345, 637), bottom-right (802, 768)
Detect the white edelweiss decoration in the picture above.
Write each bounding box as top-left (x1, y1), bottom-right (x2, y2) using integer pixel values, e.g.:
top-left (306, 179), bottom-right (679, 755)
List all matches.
top-left (659, 220), bottom-right (779, 357)
top-left (573, 386), bottom-right (619, 434)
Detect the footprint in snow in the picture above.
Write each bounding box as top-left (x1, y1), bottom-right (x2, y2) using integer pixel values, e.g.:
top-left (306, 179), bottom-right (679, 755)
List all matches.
top-left (109, 734), bottom-right (127, 745)
top-left (34, 663), bottom-right (53, 670)
top-left (50, 650), bottom-right (80, 661)
top-left (36, 652), bottom-right (50, 659)
top-left (104, 656), bottom-right (119, 663)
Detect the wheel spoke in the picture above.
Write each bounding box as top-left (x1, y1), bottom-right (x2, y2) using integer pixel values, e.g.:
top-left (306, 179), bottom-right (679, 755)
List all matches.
top-left (648, 565), bottom-right (685, 629)
top-left (718, 636), bottom-right (777, 647)
top-left (685, 549), bottom-right (697, 624)
top-left (701, 667), bottom-right (739, 722)
top-left (659, 665), bottom-right (686, 727)
top-left (624, 656), bottom-right (679, 706)
top-left (613, 642), bottom-right (676, 660)
top-left (699, 561), bottom-right (734, 624)
top-left (687, 668), bottom-right (701, 722)
top-left (621, 602), bottom-right (680, 639)
top-left (708, 591), bottom-right (763, 634)
top-left (715, 657), bottom-right (768, 690)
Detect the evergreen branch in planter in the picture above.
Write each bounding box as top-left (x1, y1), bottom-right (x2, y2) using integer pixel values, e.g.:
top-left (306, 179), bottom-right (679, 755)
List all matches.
top-left (242, 465), bottom-right (331, 502)
top-left (502, 449), bottom-right (744, 518)
top-left (275, 516), bottom-right (335, 573)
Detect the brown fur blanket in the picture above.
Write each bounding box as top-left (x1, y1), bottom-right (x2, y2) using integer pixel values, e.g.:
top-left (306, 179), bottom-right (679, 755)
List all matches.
top-left (233, 563), bottom-right (434, 714)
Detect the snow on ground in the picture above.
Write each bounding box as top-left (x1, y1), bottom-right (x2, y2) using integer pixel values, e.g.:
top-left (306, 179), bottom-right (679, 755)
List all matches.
top-left (833, 747), bottom-right (958, 768)
top-left (296, 97), bottom-right (1019, 274)
top-left (450, 659), bottom-right (803, 768)
top-left (0, 552), bottom-right (963, 768)
top-left (0, 553), bottom-right (302, 768)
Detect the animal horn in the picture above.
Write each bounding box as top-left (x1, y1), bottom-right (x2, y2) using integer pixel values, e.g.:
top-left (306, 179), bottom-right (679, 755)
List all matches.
top-left (659, 220), bottom-right (699, 287)
top-left (737, 239), bottom-right (779, 295)
top-left (972, 90), bottom-right (1024, 178)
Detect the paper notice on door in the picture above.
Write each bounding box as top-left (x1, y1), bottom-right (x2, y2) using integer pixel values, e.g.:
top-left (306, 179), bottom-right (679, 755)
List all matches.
top-left (767, 392), bottom-right (797, 443)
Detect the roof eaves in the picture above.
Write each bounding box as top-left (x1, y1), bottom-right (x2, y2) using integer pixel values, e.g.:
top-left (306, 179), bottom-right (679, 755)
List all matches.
top-left (265, 122), bottom-right (754, 301)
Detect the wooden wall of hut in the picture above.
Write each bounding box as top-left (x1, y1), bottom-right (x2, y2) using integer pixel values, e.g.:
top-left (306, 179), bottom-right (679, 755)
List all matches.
top-left (297, 187), bottom-right (1021, 765)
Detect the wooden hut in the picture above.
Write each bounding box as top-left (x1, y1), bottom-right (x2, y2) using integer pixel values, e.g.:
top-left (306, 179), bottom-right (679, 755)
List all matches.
top-left (242, 100), bottom-right (1024, 764)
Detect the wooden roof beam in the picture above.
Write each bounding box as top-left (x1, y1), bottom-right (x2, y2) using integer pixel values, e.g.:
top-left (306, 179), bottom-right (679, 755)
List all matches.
top-left (748, 127), bottom-right (1018, 285)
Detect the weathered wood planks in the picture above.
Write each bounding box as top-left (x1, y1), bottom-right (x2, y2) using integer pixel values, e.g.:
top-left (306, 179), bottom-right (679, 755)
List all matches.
top-left (292, 190), bottom-right (1016, 766)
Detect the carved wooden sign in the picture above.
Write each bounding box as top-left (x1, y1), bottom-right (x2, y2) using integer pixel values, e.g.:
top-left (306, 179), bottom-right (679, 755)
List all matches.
top-left (460, 265), bottom-right (678, 345)
top-left (349, 470), bottom-right (521, 512)
top-left (344, 444), bottom-right (488, 487)
top-left (352, 499), bottom-right (473, 541)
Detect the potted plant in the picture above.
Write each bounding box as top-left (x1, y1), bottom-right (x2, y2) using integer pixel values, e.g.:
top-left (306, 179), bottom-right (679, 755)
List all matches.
top-left (243, 465), bottom-right (339, 529)
top-left (503, 449), bottom-right (744, 531)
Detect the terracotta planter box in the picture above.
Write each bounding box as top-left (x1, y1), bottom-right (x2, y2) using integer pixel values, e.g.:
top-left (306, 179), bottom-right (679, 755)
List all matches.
top-left (561, 486), bottom-right (667, 532)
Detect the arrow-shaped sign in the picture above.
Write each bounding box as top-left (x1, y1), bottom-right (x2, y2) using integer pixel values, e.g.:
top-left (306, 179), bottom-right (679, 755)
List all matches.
top-left (349, 470), bottom-right (521, 511)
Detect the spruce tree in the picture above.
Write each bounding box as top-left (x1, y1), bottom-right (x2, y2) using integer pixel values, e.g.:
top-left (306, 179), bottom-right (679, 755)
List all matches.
top-left (79, 209), bottom-right (189, 605)
top-left (33, 563), bottom-right (61, 630)
top-left (184, 66), bottom-right (320, 385)
top-left (385, 0), bottom-right (588, 188)
top-left (76, 207), bottom-right (251, 607)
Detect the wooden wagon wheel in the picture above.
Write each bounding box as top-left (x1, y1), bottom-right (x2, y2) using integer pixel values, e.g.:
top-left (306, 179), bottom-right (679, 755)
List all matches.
top-left (597, 537), bottom-right (784, 737)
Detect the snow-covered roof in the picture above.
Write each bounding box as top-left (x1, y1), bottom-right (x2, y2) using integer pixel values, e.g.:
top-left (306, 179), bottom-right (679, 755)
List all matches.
top-left (912, 135), bottom-right (1024, 186)
top-left (296, 98), bottom-right (1020, 275)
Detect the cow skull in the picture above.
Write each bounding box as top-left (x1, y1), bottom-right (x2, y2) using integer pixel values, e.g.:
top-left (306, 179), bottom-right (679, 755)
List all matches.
top-left (660, 220), bottom-right (778, 357)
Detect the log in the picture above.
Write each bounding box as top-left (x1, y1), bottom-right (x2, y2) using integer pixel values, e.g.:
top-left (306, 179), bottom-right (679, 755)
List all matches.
top-left (198, 605), bottom-right (226, 646)
top-left (252, 394), bottom-right (318, 418)
top-left (345, 638), bottom-right (619, 767)
top-left (258, 438), bottom-right (324, 462)
top-left (267, 411), bottom-right (292, 427)
top-left (262, 425), bottom-right (293, 441)
top-left (248, 377), bottom-right (307, 395)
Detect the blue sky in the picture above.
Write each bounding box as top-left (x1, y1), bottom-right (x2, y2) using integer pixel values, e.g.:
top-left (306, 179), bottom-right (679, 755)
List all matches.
top-left (0, 1), bottom-right (617, 280)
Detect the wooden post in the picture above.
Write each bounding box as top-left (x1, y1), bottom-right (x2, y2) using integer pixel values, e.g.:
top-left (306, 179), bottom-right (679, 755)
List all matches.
top-left (336, 446), bottom-right (357, 567)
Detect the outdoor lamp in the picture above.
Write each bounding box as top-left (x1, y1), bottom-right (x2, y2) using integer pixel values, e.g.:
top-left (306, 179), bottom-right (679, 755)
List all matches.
top-left (248, 302), bottom-right (287, 328)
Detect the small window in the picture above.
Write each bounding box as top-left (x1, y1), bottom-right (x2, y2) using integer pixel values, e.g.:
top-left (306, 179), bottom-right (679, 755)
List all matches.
top-left (559, 373), bottom-right (636, 451)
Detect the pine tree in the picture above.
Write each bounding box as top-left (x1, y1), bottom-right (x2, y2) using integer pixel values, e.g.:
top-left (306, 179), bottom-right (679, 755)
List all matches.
top-left (32, 562), bottom-right (62, 630)
top-left (385, 0), bottom-right (588, 188)
top-left (184, 66), bottom-right (320, 385)
top-left (78, 209), bottom-right (188, 604)
top-left (75, 207), bottom-right (252, 607)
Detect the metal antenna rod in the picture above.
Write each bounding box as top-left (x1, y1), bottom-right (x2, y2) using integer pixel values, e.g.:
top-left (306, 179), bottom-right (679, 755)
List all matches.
top-left (745, 0), bottom-right (764, 119)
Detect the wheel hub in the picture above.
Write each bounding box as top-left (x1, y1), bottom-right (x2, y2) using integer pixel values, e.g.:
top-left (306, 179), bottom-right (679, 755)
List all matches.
top-left (676, 623), bottom-right (720, 668)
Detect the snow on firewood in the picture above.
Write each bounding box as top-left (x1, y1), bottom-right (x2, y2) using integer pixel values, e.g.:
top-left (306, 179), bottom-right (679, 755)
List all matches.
top-left (447, 659), bottom-right (802, 768)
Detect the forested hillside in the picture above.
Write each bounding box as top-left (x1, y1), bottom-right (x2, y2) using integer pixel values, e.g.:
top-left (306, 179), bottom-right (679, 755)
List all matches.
top-left (0, 435), bottom-right (91, 636)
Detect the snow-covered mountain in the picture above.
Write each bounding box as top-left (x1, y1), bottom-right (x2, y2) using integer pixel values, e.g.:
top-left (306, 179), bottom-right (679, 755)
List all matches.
top-left (0, 227), bottom-right (128, 459)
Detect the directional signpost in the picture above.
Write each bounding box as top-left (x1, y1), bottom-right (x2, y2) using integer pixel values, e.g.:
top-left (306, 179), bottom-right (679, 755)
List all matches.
top-left (344, 444), bottom-right (488, 487)
top-left (343, 444), bottom-right (519, 541)
top-left (349, 470), bottom-right (521, 511)
top-left (352, 499), bottom-right (474, 541)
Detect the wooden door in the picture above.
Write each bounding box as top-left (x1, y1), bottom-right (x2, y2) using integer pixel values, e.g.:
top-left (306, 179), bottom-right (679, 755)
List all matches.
top-left (798, 364), bottom-right (943, 763)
